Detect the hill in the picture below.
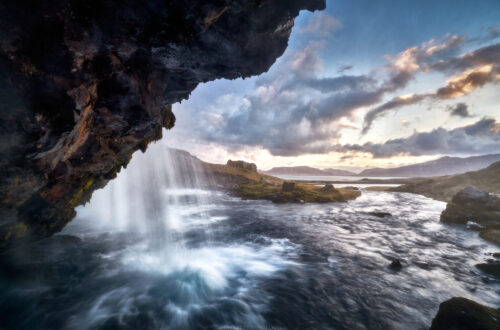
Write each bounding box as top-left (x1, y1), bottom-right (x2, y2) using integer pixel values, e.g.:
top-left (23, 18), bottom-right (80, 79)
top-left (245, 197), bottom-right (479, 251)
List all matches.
top-left (167, 149), bottom-right (360, 203)
top-left (264, 166), bottom-right (356, 176)
top-left (359, 154), bottom-right (500, 177)
top-left (390, 161), bottom-right (500, 202)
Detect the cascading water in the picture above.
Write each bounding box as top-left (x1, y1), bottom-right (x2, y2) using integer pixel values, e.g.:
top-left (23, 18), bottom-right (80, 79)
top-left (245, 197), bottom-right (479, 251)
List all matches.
top-left (66, 141), bottom-right (296, 329)
top-left (1, 141), bottom-right (499, 329)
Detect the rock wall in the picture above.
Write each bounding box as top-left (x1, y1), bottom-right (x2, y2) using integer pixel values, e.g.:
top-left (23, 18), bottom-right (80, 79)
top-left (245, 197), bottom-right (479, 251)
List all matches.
top-left (0, 0), bottom-right (325, 247)
top-left (226, 160), bottom-right (258, 172)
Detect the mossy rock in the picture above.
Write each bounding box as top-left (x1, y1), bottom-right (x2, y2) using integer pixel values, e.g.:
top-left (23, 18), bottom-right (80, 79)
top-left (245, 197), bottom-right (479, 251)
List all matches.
top-left (234, 182), bottom-right (360, 204)
top-left (430, 297), bottom-right (500, 330)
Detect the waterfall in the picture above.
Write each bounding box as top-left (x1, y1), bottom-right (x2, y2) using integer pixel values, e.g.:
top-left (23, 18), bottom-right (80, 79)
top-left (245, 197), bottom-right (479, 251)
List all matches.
top-left (66, 140), bottom-right (296, 329)
top-left (76, 141), bottom-right (215, 252)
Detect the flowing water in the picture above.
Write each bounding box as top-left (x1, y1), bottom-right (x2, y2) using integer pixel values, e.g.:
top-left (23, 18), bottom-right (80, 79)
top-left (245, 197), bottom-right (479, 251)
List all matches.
top-left (0, 145), bottom-right (499, 330)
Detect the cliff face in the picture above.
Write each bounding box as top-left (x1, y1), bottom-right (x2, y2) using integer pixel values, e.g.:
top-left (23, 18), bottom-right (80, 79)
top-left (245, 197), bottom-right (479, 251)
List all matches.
top-left (0, 0), bottom-right (325, 247)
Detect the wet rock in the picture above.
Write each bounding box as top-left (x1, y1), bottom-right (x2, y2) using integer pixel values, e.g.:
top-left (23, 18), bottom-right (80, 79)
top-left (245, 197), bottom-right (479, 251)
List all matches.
top-left (430, 297), bottom-right (500, 330)
top-left (0, 0), bottom-right (325, 248)
top-left (475, 261), bottom-right (500, 278)
top-left (282, 182), bottom-right (296, 192)
top-left (343, 186), bottom-right (360, 190)
top-left (440, 187), bottom-right (500, 229)
top-left (479, 229), bottom-right (500, 246)
top-left (369, 212), bottom-right (392, 218)
top-left (388, 259), bottom-right (403, 271)
top-left (414, 261), bottom-right (432, 270)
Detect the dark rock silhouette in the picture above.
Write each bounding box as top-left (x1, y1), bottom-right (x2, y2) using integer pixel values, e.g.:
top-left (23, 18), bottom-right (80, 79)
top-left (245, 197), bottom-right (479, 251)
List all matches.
top-left (369, 212), bottom-right (392, 218)
top-left (0, 0), bottom-right (325, 248)
top-left (388, 259), bottom-right (403, 271)
top-left (430, 297), bottom-right (500, 330)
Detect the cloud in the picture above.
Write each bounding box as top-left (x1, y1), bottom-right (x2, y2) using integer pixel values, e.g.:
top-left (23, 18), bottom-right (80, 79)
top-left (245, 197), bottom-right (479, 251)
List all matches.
top-left (362, 94), bottom-right (429, 134)
top-left (301, 12), bottom-right (342, 37)
top-left (361, 42), bottom-right (500, 133)
top-left (337, 64), bottom-right (353, 73)
top-left (447, 103), bottom-right (471, 118)
top-left (174, 31), bottom-right (499, 158)
top-left (341, 118), bottom-right (500, 157)
top-left (435, 64), bottom-right (500, 98)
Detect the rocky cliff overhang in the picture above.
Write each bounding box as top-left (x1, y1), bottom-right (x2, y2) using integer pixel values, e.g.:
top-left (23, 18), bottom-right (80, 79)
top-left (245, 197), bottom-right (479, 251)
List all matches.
top-left (0, 0), bottom-right (325, 248)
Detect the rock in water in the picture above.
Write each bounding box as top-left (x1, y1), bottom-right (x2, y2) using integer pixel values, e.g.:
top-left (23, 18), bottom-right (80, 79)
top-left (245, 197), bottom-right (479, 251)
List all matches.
top-left (440, 187), bottom-right (500, 228)
top-left (369, 212), bottom-right (392, 218)
top-left (388, 259), bottom-right (403, 271)
top-left (430, 297), bottom-right (500, 330)
top-left (0, 0), bottom-right (325, 248)
top-left (480, 229), bottom-right (500, 246)
top-left (475, 261), bottom-right (500, 278)
top-left (320, 184), bottom-right (337, 193)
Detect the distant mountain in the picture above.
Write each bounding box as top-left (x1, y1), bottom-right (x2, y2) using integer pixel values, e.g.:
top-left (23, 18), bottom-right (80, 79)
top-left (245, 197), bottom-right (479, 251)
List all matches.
top-left (391, 161), bottom-right (500, 202)
top-left (358, 154), bottom-right (500, 177)
top-left (264, 166), bottom-right (356, 176)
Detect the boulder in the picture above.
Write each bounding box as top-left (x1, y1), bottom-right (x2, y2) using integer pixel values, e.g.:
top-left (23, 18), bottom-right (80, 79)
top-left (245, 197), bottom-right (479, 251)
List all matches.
top-left (479, 229), bottom-right (500, 246)
top-left (369, 212), bottom-right (392, 218)
top-left (475, 260), bottom-right (500, 278)
top-left (430, 297), bottom-right (500, 330)
top-left (388, 259), bottom-right (403, 271)
top-left (440, 187), bottom-right (500, 229)
top-left (320, 184), bottom-right (337, 193)
top-left (281, 182), bottom-right (296, 192)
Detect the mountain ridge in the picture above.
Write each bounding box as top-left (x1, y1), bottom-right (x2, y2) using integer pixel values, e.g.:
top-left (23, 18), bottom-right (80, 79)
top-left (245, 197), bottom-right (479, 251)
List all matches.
top-left (359, 154), bottom-right (500, 177)
top-left (264, 154), bottom-right (500, 178)
top-left (264, 166), bottom-right (356, 176)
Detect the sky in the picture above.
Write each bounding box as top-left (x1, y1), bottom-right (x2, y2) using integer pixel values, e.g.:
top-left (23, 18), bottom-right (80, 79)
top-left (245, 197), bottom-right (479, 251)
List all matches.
top-left (162, 0), bottom-right (500, 171)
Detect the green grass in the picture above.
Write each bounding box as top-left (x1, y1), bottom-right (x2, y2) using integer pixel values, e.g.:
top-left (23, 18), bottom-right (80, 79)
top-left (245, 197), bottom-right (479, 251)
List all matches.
top-left (234, 182), bottom-right (361, 203)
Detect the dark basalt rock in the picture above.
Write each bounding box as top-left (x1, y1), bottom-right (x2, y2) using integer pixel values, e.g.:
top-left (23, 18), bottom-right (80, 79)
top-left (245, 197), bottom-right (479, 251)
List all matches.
top-left (388, 259), bottom-right (403, 271)
top-left (430, 297), bottom-right (500, 330)
top-left (0, 0), bottom-right (325, 248)
top-left (369, 212), bottom-right (392, 218)
top-left (475, 260), bottom-right (500, 278)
